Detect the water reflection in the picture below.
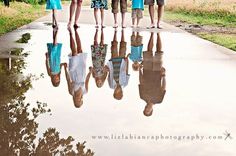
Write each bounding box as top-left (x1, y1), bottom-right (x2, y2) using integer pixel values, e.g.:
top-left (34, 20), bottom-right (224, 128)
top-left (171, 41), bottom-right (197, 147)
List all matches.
top-left (139, 33), bottom-right (166, 116)
top-left (45, 28), bottom-right (64, 87)
top-left (129, 31), bottom-right (143, 71)
top-left (65, 27), bottom-right (92, 108)
top-left (0, 31), bottom-right (94, 155)
top-left (90, 28), bottom-right (108, 88)
top-left (107, 29), bottom-right (130, 100)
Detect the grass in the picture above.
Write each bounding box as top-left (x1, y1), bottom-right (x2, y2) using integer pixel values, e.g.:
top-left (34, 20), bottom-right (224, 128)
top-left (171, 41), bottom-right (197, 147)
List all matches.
top-left (163, 10), bottom-right (236, 27)
top-left (0, 2), bottom-right (47, 36)
top-left (163, 0), bottom-right (236, 51)
top-left (198, 33), bottom-right (236, 51)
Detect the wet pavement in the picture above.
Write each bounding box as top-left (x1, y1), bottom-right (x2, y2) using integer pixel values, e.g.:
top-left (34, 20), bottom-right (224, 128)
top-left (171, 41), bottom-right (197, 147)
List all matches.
top-left (1, 22), bottom-right (236, 156)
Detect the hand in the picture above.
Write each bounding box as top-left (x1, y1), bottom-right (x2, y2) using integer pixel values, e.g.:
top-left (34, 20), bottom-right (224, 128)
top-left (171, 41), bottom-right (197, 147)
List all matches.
top-left (104, 65), bottom-right (109, 72)
top-left (64, 63), bottom-right (67, 68)
top-left (89, 67), bottom-right (93, 73)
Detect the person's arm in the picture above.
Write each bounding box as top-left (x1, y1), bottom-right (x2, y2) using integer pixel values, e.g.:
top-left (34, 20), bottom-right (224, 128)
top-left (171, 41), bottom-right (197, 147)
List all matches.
top-left (161, 67), bottom-right (166, 91)
top-left (125, 55), bottom-right (129, 75)
top-left (64, 64), bottom-right (73, 95)
top-left (139, 67), bottom-right (143, 84)
top-left (45, 53), bottom-right (51, 76)
top-left (85, 68), bottom-right (92, 92)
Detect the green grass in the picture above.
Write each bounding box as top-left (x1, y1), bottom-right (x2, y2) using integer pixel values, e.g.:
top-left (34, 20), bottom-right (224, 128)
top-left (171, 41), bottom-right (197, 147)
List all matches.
top-left (198, 33), bottom-right (236, 51)
top-left (163, 10), bottom-right (236, 27)
top-left (0, 2), bottom-right (47, 36)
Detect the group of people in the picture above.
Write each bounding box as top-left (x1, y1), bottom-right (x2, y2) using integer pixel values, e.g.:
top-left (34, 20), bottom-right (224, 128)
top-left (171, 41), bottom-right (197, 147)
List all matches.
top-left (46, 0), bottom-right (165, 28)
top-left (45, 27), bottom-right (166, 117)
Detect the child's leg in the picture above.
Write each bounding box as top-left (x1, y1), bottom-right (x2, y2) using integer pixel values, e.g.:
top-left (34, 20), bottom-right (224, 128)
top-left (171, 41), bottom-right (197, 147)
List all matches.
top-left (111, 0), bottom-right (118, 27)
top-left (132, 18), bottom-right (135, 27)
top-left (69, 29), bottom-right (77, 56)
top-left (120, 0), bottom-right (127, 28)
top-left (68, 0), bottom-right (76, 26)
top-left (94, 8), bottom-right (99, 27)
top-left (137, 18), bottom-right (140, 27)
top-left (121, 12), bottom-right (126, 28)
top-left (75, 29), bottom-right (82, 53)
top-left (100, 8), bottom-right (104, 27)
top-left (74, 0), bottom-right (82, 25)
top-left (119, 29), bottom-right (126, 57)
top-left (111, 30), bottom-right (118, 58)
top-left (100, 28), bottom-right (104, 46)
top-left (94, 28), bottom-right (98, 45)
top-left (53, 28), bottom-right (58, 45)
top-left (53, 9), bottom-right (58, 26)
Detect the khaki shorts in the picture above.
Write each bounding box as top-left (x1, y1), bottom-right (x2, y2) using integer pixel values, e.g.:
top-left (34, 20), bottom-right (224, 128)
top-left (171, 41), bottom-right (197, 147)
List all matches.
top-left (132, 9), bottom-right (143, 19)
top-left (112, 0), bottom-right (128, 13)
top-left (144, 0), bottom-right (164, 5)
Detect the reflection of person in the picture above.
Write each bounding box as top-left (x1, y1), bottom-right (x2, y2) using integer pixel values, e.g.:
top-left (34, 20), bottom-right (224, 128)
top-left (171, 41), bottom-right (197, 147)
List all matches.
top-left (111, 0), bottom-right (127, 28)
top-left (139, 33), bottom-right (166, 116)
top-left (46, 0), bottom-right (62, 28)
top-left (68, 0), bottom-right (82, 28)
top-left (131, 0), bottom-right (144, 28)
top-left (91, 0), bottom-right (108, 28)
top-left (90, 28), bottom-right (108, 88)
top-left (144, 0), bottom-right (165, 29)
top-left (45, 28), bottom-right (64, 87)
top-left (107, 29), bottom-right (130, 100)
top-left (129, 31), bottom-right (143, 71)
top-left (64, 28), bottom-right (92, 108)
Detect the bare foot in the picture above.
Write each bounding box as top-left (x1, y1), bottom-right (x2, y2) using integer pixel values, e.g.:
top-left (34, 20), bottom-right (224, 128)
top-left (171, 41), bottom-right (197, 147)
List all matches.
top-left (147, 24), bottom-right (155, 29)
top-left (113, 23), bottom-right (118, 28)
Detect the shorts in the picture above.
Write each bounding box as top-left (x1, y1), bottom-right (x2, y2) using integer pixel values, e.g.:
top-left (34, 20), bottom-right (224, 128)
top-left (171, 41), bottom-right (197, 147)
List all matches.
top-left (144, 0), bottom-right (164, 6)
top-left (111, 0), bottom-right (127, 13)
top-left (132, 9), bottom-right (143, 19)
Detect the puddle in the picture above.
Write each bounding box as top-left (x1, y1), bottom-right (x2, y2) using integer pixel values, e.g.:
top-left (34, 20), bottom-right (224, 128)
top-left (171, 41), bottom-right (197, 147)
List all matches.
top-left (1, 23), bottom-right (236, 156)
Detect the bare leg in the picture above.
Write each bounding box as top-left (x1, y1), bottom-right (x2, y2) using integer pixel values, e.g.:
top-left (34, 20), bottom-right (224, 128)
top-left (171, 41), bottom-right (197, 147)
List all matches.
top-left (147, 32), bottom-right (154, 52)
top-left (69, 29), bottom-right (77, 56)
top-left (75, 29), bottom-right (82, 53)
top-left (137, 18), bottom-right (140, 27)
top-left (94, 29), bottom-right (98, 45)
top-left (111, 30), bottom-right (118, 58)
top-left (68, 0), bottom-right (76, 27)
top-left (132, 18), bottom-right (135, 27)
top-left (113, 13), bottom-right (118, 28)
top-left (53, 28), bottom-right (58, 45)
top-left (100, 9), bottom-right (105, 27)
top-left (100, 28), bottom-right (104, 45)
top-left (148, 5), bottom-right (155, 28)
top-left (94, 8), bottom-right (99, 27)
top-left (156, 33), bottom-right (162, 52)
top-left (121, 12), bottom-right (126, 28)
top-left (74, 1), bottom-right (82, 26)
top-left (119, 29), bottom-right (126, 57)
top-left (157, 5), bottom-right (164, 28)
